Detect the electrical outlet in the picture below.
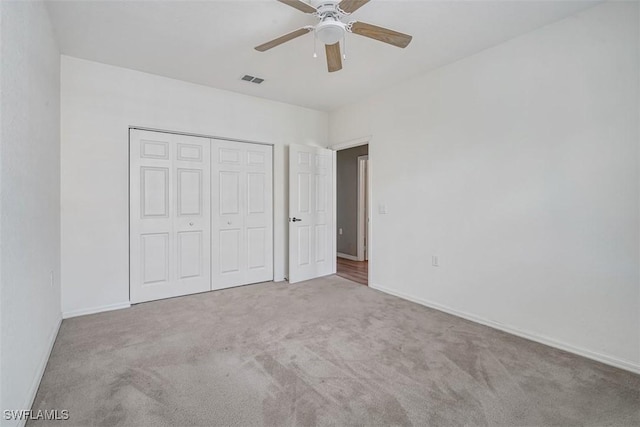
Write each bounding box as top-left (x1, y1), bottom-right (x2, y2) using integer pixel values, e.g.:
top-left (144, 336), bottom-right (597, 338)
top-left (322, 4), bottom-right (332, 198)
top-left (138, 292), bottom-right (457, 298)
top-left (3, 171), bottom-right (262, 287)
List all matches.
top-left (378, 204), bottom-right (387, 214)
top-left (432, 256), bottom-right (439, 267)
top-left (339, 228), bottom-right (343, 235)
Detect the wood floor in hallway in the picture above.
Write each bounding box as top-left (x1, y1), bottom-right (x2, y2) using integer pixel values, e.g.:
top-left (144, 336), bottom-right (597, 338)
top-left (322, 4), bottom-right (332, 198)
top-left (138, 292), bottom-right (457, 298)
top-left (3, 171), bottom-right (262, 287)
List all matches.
top-left (336, 257), bottom-right (368, 285)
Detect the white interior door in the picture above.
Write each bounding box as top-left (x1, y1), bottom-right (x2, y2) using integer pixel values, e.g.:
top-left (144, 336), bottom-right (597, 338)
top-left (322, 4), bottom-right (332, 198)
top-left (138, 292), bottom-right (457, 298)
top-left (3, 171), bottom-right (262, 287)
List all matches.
top-left (211, 140), bottom-right (273, 289)
top-left (289, 144), bottom-right (335, 283)
top-left (130, 129), bottom-right (211, 303)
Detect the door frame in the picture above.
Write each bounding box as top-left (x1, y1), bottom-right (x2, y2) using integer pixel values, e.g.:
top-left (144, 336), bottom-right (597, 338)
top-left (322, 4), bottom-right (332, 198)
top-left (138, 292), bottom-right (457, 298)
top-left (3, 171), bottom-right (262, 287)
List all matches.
top-left (330, 137), bottom-right (372, 283)
top-left (357, 155), bottom-right (369, 261)
top-left (128, 126), bottom-right (276, 303)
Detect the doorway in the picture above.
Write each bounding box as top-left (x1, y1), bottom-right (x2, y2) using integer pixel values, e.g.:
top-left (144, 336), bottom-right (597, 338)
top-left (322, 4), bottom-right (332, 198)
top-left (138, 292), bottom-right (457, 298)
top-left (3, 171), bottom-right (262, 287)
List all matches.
top-left (335, 144), bottom-right (369, 285)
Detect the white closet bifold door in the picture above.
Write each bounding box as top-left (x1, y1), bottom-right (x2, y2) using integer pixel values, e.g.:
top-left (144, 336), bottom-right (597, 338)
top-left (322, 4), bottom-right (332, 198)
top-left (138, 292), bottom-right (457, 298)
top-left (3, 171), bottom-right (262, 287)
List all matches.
top-left (211, 140), bottom-right (273, 289)
top-left (130, 129), bottom-right (211, 303)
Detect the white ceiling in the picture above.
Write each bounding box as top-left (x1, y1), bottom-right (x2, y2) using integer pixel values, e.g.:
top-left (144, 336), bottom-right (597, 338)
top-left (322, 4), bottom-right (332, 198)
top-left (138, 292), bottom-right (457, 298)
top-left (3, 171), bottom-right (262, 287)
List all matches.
top-left (46, 0), bottom-right (599, 111)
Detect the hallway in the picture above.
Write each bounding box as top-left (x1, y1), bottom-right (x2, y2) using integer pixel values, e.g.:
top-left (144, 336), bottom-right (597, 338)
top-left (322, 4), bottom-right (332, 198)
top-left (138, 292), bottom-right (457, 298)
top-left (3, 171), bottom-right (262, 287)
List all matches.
top-left (336, 258), bottom-right (368, 285)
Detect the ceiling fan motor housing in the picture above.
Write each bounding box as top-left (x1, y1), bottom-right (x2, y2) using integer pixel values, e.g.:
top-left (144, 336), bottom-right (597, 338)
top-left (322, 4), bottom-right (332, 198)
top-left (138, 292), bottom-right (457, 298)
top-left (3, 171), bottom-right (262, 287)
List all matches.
top-left (312, 0), bottom-right (344, 14)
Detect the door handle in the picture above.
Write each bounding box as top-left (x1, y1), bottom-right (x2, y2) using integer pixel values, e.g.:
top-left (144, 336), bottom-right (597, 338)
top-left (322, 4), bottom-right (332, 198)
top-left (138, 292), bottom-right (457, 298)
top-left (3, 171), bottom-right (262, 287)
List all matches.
top-left (290, 217), bottom-right (302, 222)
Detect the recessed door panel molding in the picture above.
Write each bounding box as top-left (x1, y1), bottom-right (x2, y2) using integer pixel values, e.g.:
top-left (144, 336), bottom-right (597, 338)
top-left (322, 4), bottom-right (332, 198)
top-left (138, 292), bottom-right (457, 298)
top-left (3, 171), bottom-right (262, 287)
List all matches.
top-left (315, 173), bottom-right (326, 213)
top-left (212, 139), bottom-right (273, 289)
top-left (177, 231), bottom-right (202, 279)
top-left (130, 129), bottom-right (211, 303)
top-left (141, 167), bottom-right (169, 218)
top-left (219, 171), bottom-right (240, 215)
top-left (297, 226), bottom-right (311, 266)
top-left (247, 173), bottom-right (266, 214)
top-left (298, 173), bottom-right (311, 213)
top-left (141, 233), bottom-right (169, 284)
top-left (315, 224), bottom-right (327, 263)
top-left (247, 227), bottom-right (267, 269)
top-left (219, 229), bottom-right (241, 273)
top-left (219, 148), bottom-right (241, 164)
top-left (177, 169), bottom-right (202, 216)
top-left (141, 140), bottom-right (169, 160)
top-left (298, 151), bottom-right (311, 166)
top-left (247, 150), bottom-right (266, 166)
top-left (289, 145), bottom-right (335, 283)
top-left (315, 154), bottom-right (328, 170)
top-left (177, 143), bottom-right (203, 162)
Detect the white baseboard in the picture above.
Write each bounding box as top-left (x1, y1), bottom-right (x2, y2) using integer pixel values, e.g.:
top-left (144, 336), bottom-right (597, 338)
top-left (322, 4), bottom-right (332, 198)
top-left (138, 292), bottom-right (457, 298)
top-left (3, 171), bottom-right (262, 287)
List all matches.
top-left (370, 283), bottom-right (640, 375)
top-left (63, 301), bottom-right (131, 319)
top-left (18, 315), bottom-right (62, 427)
top-left (337, 252), bottom-right (360, 261)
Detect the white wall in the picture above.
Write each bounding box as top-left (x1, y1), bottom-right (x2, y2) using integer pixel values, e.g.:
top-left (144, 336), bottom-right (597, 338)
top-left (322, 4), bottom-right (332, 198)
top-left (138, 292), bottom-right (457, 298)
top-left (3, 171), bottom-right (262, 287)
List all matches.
top-left (61, 56), bottom-right (328, 316)
top-left (330, 1), bottom-right (640, 372)
top-left (0, 0), bottom-right (61, 422)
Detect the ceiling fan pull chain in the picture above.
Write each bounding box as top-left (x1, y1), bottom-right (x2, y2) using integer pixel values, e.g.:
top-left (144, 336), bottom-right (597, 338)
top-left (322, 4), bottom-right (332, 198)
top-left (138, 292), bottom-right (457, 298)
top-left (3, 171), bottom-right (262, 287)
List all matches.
top-left (313, 31), bottom-right (318, 58)
top-left (343, 33), bottom-right (347, 60)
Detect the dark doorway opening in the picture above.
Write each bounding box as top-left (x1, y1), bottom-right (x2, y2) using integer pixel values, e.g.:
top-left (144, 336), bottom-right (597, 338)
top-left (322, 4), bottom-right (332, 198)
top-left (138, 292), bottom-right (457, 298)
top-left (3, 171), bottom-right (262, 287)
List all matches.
top-left (336, 144), bottom-right (368, 285)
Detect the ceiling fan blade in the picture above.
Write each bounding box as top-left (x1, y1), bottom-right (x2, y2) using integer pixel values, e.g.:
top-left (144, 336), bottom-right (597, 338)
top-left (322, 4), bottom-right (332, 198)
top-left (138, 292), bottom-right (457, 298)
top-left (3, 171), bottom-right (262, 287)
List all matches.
top-left (338, 0), bottom-right (370, 14)
top-left (277, 0), bottom-right (316, 14)
top-left (325, 42), bottom-right (342, 73)
top-left (349, 21), bottom-right (412, 48)
top-left (255, 27), bottom-right (313, 52)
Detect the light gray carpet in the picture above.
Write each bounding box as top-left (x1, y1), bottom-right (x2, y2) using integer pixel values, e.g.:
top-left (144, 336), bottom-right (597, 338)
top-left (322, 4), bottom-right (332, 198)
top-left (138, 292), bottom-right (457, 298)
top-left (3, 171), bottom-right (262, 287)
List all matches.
top-left (30, 276), bottom-right (639, 426)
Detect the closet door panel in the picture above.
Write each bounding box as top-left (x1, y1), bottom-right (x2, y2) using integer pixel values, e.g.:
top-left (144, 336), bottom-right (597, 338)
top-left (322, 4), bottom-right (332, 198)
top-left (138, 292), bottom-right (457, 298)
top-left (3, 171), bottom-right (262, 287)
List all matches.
top-left (130, 129), bottom-right (211, 303)
top-left (211, 140), bottom-right (273, 289)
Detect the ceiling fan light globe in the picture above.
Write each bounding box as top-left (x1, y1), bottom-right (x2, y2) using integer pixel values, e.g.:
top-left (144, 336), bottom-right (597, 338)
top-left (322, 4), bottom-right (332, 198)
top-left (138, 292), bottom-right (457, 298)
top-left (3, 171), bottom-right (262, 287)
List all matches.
top-left (315, 21), bottom-right (345, 45)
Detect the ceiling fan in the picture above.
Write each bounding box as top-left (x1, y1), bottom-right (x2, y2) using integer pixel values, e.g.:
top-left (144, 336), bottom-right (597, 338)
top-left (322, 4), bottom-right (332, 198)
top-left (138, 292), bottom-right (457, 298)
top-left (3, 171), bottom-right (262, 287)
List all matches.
top-left (255, 0), bottom-right (413, 73)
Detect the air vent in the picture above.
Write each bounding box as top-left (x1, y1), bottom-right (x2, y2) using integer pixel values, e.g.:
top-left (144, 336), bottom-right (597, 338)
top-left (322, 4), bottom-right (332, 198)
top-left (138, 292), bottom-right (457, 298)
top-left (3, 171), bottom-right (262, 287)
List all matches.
top-left (240, 75), bottom-right (265, 84)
